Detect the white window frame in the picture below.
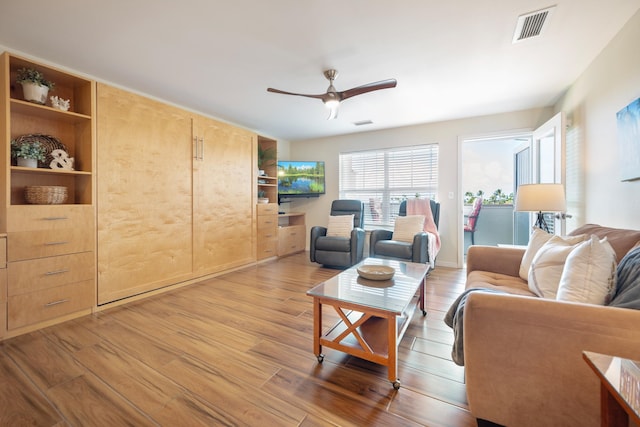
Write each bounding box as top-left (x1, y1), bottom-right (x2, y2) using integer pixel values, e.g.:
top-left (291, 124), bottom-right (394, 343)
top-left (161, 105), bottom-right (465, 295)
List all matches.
top-left (339, 144), bottom-right (439, 227)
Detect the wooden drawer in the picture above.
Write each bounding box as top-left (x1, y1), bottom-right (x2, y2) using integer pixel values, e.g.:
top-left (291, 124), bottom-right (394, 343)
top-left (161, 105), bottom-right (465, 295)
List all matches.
top-left (278, 225), bottom-right (306, 256)
top-left (257, 203), bottom-right (278, 216)
top-left (9, 227), bottom-right (94, 261)
top-left (257, 215), bottom-right (277, 236)
top-left (257, 238), bottom-right (278, 260)
top-left (8, 252), bottom-right (95, 296)
top-left (8, 280), bottom-right (94, 330)
top-left (8, 205), bottom-right (94, 232)
top-left (7, 205), bottom-right (95, 262)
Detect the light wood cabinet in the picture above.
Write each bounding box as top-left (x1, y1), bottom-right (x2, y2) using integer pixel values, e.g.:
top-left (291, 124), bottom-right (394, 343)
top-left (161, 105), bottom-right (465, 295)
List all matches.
top-left (0, 53), bottom-right (96, 337)
top-left (278, 213), bottom-right (306, 256)
top-left (96, 84), bottom-right (257, 305)
top-left (96, 83), bottom-right (194, 305)
top-left (0, 236), bottom-right (6, 339)
top-left (193, 115), bottom-right (256, 275)
top-left (257, 203), bottom-right (278, 259)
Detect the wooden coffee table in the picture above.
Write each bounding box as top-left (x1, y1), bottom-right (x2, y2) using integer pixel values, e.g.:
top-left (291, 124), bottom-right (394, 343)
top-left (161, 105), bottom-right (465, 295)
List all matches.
top-left (307, 258), bottom-right (429, 389)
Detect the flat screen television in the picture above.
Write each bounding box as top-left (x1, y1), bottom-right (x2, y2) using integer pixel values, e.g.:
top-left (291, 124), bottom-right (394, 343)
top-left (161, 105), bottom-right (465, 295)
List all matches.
top-left (278, 160), bottom-right (325, 198)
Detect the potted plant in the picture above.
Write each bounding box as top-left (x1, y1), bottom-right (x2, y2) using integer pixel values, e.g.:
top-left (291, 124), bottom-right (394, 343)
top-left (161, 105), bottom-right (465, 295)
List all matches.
top-left (257, 145), bottom-right (276, 176)
top-left (11, 138), bottom-right (46, 168)
top-left (16, 67), bottom-right (55, 105)
top-left (257, 189), bottom-right (269, 204)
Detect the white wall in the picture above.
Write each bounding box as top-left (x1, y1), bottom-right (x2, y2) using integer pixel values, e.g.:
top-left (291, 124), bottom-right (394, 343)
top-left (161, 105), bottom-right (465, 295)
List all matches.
top-left (288, 108), bottom-right (553, 267)
top-left (555, 9), bottom-right (640, 229)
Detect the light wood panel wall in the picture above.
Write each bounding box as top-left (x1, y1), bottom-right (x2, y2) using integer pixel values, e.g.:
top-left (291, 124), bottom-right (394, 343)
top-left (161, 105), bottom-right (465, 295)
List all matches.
top-left (96, 84), bottom-right (194, 304)
top-left (192, 115), bottom-right (256, 275)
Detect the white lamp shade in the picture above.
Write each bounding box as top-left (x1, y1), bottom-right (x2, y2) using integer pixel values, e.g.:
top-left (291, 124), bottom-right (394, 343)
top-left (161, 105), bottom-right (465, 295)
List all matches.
top-left (515, 184), bottom-right (566, 212)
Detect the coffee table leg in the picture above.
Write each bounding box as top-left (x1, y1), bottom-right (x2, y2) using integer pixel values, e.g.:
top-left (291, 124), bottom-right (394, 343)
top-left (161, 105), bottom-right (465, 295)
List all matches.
top-left (313, 297), bottom-right (324, 363)
top-left (388, 314), bottom-right (400, 389)
top-left (420, 276), bottom-right (427, 316)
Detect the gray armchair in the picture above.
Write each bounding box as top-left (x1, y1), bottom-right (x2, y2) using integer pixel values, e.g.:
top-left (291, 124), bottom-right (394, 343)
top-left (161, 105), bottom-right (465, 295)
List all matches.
top-left (369, 199), bottom-right (440, 264)
top-left (310, 200), bottom-right (365, 268)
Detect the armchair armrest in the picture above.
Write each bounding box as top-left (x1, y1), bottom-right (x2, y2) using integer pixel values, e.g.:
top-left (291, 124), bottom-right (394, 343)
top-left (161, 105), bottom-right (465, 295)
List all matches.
top-left (466, 245), bottom-right (525, 278)
top-left (350, 227), bottom-right (366, 265)
top-left (412, 232), bottom-right (428, 263)
top-left (309, 226), bottom-right (328, 262)
top-left (464, 292), bottom-right (640, 427)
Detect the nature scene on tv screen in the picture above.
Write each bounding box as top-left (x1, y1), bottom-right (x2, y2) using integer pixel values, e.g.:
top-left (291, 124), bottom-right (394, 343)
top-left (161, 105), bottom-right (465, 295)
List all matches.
top-left (278, 161), bottom-right (325, 195)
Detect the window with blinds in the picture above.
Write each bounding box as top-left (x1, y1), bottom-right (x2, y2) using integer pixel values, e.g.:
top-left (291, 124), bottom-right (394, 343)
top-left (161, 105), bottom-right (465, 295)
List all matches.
top-left (339, 144), bottom-right (439, 227)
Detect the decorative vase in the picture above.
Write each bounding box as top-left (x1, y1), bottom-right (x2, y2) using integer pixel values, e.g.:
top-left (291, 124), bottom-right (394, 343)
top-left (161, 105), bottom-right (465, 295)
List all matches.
top-left (17, 157), bottom-right (38, 168)
top-left (21, 82), bottom-right (49, 105)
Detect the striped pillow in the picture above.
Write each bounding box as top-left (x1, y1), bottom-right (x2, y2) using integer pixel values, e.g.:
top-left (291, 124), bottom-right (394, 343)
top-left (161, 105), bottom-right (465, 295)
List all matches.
top-left (326, 215), bottom-right (354, 238)
top-left (393, 215), bottom-right (425, 243)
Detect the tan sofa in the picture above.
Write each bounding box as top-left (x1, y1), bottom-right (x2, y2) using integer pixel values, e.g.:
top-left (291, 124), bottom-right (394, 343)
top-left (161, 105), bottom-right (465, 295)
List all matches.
top-left (462, 224), bottom-right (640, 427)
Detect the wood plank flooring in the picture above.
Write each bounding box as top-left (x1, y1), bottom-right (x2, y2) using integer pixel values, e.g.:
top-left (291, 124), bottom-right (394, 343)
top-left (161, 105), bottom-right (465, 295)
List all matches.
top-left (0, 254), bottom-right (474, 427)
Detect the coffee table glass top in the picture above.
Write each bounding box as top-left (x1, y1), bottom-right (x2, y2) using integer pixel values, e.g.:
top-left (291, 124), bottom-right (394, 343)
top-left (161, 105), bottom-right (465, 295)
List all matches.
top-left (307, 258), bottom-right (428, 314)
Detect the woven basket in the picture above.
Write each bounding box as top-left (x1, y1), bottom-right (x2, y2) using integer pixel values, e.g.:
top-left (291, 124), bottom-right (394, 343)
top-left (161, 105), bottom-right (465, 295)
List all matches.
top-left (12, 134), bottom-right (67, 168)
top-left (25, 186), bottom-right (68, 204)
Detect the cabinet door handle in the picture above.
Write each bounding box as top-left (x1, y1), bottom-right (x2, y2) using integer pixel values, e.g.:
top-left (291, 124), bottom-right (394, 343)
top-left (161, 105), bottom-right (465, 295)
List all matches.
top-left (44, 241), bottom-right (69, 246)
top-left (199, 137), bottom-right (204, 161)
top-left (43, 216), bottom-right (69, 221)
top-left (45, 269), bottom-right (69, 276)
top-left (193, 136), bottom-right (199, 159)
top-left (45, 299), bottom-right (69, 307)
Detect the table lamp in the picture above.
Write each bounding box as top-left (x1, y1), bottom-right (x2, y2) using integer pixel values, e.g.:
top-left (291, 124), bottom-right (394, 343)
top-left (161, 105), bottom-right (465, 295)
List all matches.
top-left (514, 183), bottom-right (566, 233)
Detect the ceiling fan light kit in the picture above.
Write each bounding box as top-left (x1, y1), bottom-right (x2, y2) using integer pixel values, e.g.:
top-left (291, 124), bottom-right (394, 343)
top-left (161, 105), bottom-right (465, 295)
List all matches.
top-left (267, 69), bottom-right (397, 120)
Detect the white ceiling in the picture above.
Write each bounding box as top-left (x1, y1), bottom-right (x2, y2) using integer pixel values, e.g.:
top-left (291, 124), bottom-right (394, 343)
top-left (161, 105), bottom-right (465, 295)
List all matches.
top-left (1, 1), bottom-right (638, 141)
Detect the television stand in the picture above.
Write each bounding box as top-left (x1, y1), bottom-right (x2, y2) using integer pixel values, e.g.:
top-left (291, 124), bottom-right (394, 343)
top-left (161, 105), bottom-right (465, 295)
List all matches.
top-left (278, 212), bottom-right (306, 256)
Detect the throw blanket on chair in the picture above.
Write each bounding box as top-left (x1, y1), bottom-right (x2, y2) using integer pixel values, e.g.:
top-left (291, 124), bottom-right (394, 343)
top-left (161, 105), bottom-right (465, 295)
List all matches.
top-left (407, 198), bottom-right (441, 266)
top-left (444, 288), bottom-right (507, 366)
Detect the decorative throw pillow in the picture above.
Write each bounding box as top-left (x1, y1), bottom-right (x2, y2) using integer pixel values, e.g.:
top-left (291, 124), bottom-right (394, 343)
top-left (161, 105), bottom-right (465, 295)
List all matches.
top-left (608, 245), bottom-right (640, 309)
top-left (528, 234), bottom-right (586, 298)
top-left (393, 215), bottom-right (425, 243)
top-left (556, 236), bottom-right (617, 304)
top-left (326, 214), bottom-right (354, 238)
top-left (519, 227), bottom-right (553, 280)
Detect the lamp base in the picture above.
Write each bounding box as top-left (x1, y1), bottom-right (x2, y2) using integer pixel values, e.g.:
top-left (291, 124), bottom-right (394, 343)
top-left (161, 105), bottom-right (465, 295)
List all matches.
top-left (535, 211), bottom-right (550, 233)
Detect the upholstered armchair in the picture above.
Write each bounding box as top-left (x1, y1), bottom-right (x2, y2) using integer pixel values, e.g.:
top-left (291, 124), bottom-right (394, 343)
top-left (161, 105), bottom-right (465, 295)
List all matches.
top-left (369, 199), bottom-right (441, 265)
top-left (310, 200), bottom-right (365, 268)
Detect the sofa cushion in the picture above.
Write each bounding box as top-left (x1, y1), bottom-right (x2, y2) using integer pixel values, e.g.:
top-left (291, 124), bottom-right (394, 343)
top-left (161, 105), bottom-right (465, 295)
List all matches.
top-left (570, 224), bottom-right (640, 262)
top-left (326, 214), bottom-right (354, 238)
top-left (315, 236), bottom-right (351, 252)
top-left (556, 235), bottom-right (617, 304)
top-left (374, 239), bottom-right (413, 260)
top-left (393, 215), bottom-right (424, 243)
top-left (467, 270), bottom-right (536, 296)
top-left (528, 234), bottom-right (586, 298)
top-left (518, 227), bottom-right (553, 280)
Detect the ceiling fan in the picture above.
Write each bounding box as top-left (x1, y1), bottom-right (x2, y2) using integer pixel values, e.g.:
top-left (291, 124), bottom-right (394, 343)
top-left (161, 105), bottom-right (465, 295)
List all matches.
top-left (267, 69), bottom-right (397, 120)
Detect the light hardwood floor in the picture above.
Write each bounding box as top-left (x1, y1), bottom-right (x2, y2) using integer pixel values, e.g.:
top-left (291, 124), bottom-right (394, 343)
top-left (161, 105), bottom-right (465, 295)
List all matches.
top-left (0, 253), bottom-right (474, 427)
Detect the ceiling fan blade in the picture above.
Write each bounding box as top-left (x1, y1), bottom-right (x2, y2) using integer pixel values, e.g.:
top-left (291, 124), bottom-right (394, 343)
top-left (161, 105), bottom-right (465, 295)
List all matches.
top-left (339, 79), bottom-right (397, 101)
top-left (267, 88), bottom-right (326, 100)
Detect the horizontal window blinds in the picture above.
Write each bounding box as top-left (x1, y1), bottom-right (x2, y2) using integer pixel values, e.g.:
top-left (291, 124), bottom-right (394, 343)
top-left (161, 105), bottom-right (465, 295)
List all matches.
top-left (339, 144), bottom-right (439, 226)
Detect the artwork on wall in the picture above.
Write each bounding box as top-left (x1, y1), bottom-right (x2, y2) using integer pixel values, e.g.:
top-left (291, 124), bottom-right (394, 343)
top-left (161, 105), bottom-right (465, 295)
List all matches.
top-left (617, 97), bottom-right (640, 181)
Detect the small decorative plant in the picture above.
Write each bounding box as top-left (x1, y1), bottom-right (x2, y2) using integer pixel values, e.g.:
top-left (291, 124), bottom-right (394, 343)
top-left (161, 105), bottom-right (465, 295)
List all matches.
top-left (258, 145), bottom-right (277, 170)
top-left (15, 67), bottom-right (55, 90)
top-left (11, 139), bottom-right (46, 161)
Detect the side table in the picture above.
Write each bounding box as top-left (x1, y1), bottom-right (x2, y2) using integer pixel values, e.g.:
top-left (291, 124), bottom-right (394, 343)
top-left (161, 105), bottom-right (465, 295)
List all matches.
top-left (583, 351), bottom-right (640, 427)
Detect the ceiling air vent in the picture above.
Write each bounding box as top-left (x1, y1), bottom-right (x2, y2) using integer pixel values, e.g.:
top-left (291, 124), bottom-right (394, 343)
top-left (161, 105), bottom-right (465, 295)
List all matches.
top-left (512, 5), bottom-right (556, 43)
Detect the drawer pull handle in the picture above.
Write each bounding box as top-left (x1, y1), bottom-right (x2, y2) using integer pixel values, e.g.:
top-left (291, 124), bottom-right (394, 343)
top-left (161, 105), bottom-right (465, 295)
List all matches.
top-left (45, 299), bottom-right (69, 307)
top-left (44, 241), bottom-right (69, 246)
top-left (43, 216), bottom-right (69, 221)
top-left (45, 269), bottom-right (69, 276)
